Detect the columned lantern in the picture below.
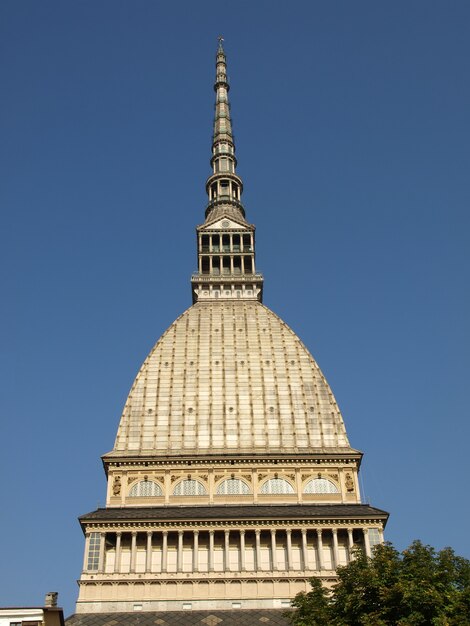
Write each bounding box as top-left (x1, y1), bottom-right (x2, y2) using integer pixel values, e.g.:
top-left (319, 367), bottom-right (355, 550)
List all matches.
top-left (70, 39), bottom-right (388, 622)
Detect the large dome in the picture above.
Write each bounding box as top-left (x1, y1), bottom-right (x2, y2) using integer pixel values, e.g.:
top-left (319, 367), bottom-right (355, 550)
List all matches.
top-left (112, 301), bottom-right (352, 457)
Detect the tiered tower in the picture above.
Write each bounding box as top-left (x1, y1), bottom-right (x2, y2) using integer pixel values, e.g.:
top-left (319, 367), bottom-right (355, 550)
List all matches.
top-left (71, 40), bottom-right (388, 622)
top-left (191, 39), bottom-right (263, 304)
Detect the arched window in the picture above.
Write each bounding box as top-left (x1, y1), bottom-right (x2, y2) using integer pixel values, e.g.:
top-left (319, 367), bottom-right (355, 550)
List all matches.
top-left (216, 478), bottom-right (251, 495)
top-left (303, 478), bottom-right (339, 494)
top-left (129, 480), bottom-right (162, 497)
top-left (260, 478), bottom-right (294, 495)
top-left (173, 479), bottom-right (207, 496)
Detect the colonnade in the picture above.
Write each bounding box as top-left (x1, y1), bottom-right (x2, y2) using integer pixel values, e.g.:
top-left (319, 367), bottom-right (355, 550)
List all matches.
top-left (200, 233), bottom-right (253, 253)
top-left (85, 527), bottom-right (379, 575)
top-left (199, 255), bottom-right (254, 276)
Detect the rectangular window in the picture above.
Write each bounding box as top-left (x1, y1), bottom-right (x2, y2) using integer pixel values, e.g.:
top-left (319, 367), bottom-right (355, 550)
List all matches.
top-left (369, 528), bottom-right (381, 547)
top-left (87, 532), bottom-right (101, 571)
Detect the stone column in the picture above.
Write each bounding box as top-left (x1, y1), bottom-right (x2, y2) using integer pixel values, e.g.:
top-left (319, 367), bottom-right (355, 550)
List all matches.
top-left (114, 532), bottom-right (122, 573)
top-left (193, 531), bottom-right (199, 573)
top-left (379, 528), bottom-right (384, 544)
top-left (332, 529), bottom-right (339, 569)
top-left (98, 532), bottom-right (106, 573)
top-left (82, 534), bottom-right (91, 571)
top-left (316, 529), bottom-right (323, 571)
top-left (347, 529), bottom-right (354, 562)
top-left (363, 528), bottom-right (371, 558)
top-left (255, 529), bottom-right (261, 571)
top-left (130, 531), bottom-right (137, 573)
top-left (209, 530), bottom-right (215, 572)
top-left (301, 528), bottom-right (308, 571)
top-left (270, 529), bottom-right (277, 571)
top-left (164, 472), bottom-right (170, 505)
top-left (252, 470), bottom-right (259, 503)
top-left (208, 471), bottom-right (214, 505)
top-left (162, 531), bottom-right (168, 573)
top-left (240, 530), bottom-right (246, 571)
top-left (224, 530), bottom-right (230, 571)
top-left (295, 469), bottom-right (303, 504)
top-left (286, 529), bottom-right (293, 571)
top-left (146, 531), bottom-right (153, 573)
top-left (177, 530), bottom-right (184, 572)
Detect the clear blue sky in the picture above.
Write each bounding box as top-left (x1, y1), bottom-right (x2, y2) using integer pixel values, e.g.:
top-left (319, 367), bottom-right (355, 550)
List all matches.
top-left (1, 0), bottom-right (469, 616)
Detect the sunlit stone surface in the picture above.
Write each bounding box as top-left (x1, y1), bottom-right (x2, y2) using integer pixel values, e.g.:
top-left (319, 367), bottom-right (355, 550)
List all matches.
top-left (70, 40), bottom-right (388, 622)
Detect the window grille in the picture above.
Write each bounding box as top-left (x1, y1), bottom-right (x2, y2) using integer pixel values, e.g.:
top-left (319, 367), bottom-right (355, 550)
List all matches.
top-left (260, 478), bottom-right (294, 494)
top-left (87, 532), bottom-right (101, 571)
top-left (369, 528), bottom-right (381, 547)
top-left (129, 480), bottom-right (162, 497)
top-left (216, 478), bottom-right (250, 495)
top-left (303, 478), bottom-right (339, 494)
top-left (173, 479), bottom-right (207, 496)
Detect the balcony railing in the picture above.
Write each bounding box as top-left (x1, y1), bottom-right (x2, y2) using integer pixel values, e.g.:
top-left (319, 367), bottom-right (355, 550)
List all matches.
top-left (191, 272), bottom-right (263, 282)
top-left (200, 247), bottom-right (253, 254)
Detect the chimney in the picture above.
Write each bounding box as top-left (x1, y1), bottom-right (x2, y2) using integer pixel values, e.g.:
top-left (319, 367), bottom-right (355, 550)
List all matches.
top-left (45, 592), bottom-right (58, 608)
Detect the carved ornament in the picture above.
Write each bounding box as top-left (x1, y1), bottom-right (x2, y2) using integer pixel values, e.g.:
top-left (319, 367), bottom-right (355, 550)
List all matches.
top-left (112, 476), bottom-right (121, 496)
top-left (345, 473), bottom-right (355, 492)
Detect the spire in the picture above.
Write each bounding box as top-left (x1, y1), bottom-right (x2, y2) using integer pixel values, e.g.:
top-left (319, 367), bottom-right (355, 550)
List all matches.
top-left (212, 37), bottom-right (234, 150)
top-left (205, 37), bottom-right (245, 222)
top-left (191, 40), bottom-right (263, 304)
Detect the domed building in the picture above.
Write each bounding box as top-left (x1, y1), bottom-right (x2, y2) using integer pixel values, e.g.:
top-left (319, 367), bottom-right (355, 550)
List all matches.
top-left (69, 40), bottom-right (388, 624)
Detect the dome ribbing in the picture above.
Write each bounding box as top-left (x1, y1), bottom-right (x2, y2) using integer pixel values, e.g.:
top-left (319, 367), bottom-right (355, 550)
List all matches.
top-left (112, 301), bottom-right (352, 456)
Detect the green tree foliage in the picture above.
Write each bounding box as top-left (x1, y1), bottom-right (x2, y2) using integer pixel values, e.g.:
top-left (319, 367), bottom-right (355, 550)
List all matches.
top-left (288, 541), bottom-right (470, 626)
top-left (289, 576), bottom-right (331, 626)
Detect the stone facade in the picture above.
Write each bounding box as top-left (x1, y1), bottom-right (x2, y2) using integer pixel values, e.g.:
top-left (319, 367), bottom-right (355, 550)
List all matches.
top-left (73, 39), bottom-right (388, 617)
